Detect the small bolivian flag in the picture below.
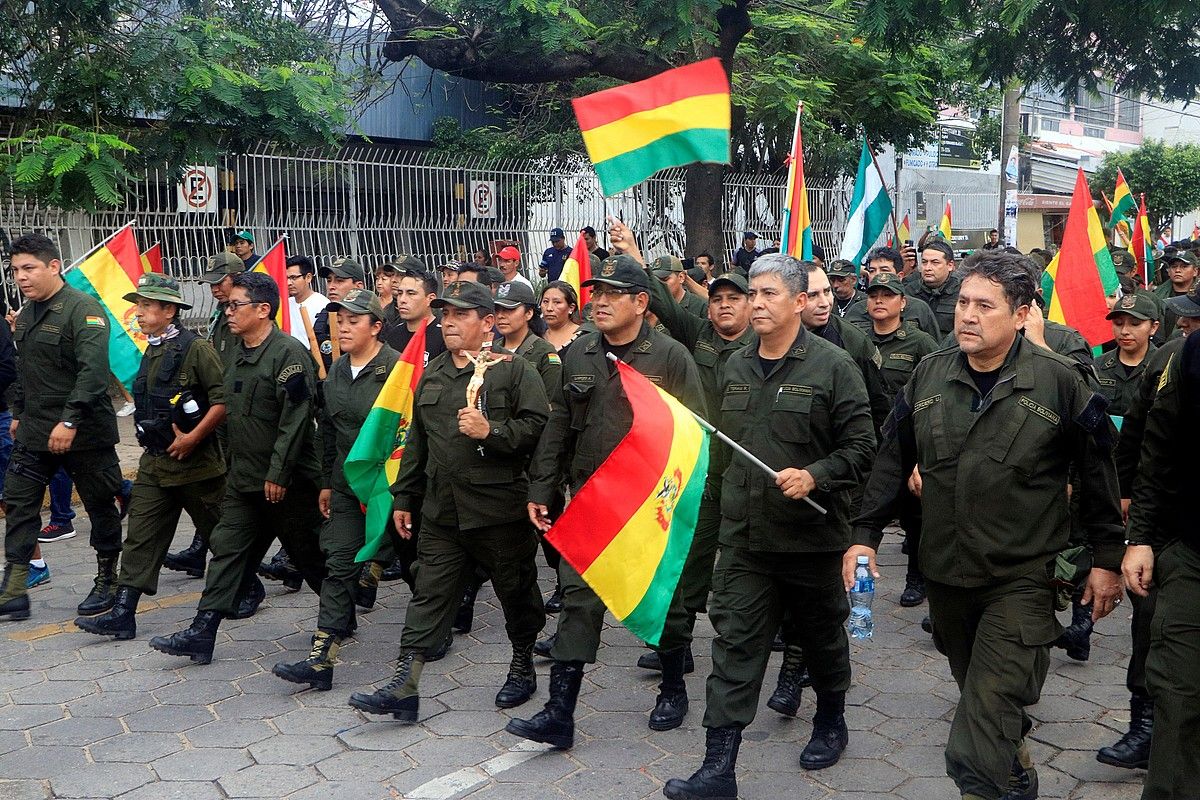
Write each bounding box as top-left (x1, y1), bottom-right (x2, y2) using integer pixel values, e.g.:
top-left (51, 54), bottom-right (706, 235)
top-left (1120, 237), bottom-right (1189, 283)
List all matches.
top-left (572, 59), bottom-right (731, 196)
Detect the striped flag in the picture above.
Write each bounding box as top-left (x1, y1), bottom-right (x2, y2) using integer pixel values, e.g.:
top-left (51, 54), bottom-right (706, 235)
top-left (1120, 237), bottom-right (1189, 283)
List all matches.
top-left (140, 242), bottom-right (163, 274)
top-left (547, 359), bottom-right (708, 646)
top-left (345, 323), bottom-right (427, 562)
top-left (897, 212), bottom-right (911, 245)
top-left (1110, 169), bottom-right (1135, 245)
top-left (559, 232), bottom-right (593, 308)
top-left (1041, 168), bottom-right (1120, 349)
top-left (780, 102), bottom-right (812, 260)
top-left (838, 140), bottom-right (893, 268)
top-left (1132, 195), bottom-right (1154, 287)
top-left (938, 201), bottom-right (953, 242)
top-left (251, 238), bottom-right (291, 334)
top-left (572, 59), bottom-right (731, 196)
top-left (63, 224), bottom-right (147, 390)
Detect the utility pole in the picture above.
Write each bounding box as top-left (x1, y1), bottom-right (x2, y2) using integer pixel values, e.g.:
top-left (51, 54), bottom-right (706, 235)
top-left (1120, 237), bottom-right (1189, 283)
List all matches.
top-left (998, 83), bottom-right (1022, 242)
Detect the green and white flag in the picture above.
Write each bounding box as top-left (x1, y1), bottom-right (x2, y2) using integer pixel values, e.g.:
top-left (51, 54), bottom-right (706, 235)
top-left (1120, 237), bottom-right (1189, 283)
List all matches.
top-left (838, 140), bottom-right (893, 270)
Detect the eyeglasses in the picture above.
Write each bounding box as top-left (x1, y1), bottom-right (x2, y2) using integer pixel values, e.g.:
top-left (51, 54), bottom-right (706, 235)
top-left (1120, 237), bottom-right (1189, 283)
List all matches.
top-left (285, 273), bottom-right (305, 281)
top-left (225, 300), bottom-right (266, 313)
top-left (590, 286), bottom-right (638, 299)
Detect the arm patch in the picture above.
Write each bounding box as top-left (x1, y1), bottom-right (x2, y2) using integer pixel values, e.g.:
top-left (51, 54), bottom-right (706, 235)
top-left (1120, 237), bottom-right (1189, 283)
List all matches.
top-left (282, 372), bottom-right (310, 403)
top-left (1075, 391), bottom-right (1114, 449)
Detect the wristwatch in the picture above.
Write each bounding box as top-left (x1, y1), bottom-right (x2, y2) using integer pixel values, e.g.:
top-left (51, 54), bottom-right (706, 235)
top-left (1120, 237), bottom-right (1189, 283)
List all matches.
top-left (60, 421), bottom-right (76, 429)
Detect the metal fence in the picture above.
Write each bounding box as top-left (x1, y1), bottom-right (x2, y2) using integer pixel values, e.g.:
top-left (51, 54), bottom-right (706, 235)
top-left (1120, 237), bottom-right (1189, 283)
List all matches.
top-left (0, 142), bottom-right (994, 323)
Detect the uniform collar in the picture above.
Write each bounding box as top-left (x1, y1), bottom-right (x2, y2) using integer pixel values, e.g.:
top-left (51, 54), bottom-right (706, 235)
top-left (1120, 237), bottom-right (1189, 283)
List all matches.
top-left (237, 326), bottom-right (279, 365)
top-left (741, 325), bottom-right (808, 361)
top-left (584, 321), bottom-right (653, 356)
top-left (340, 343), bottom-right (395, 380)
top-left (949, 336), bottom-right (1033, 393)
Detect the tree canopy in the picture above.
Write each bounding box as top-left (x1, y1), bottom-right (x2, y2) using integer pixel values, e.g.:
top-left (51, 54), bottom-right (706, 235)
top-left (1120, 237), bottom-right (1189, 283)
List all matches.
top-left (1093, 141), bottom-right (1200, 237)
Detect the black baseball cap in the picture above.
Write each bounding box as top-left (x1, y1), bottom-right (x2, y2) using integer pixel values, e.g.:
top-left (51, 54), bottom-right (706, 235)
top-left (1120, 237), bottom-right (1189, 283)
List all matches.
top-left (1106, 292), bottom-right (1159, 322)
top-left (494, 281), bottom-right (537, 309)
top-left (320, 256), bottom-right (365, 282)
top-left (709, 272), bottom-right (749, 294)
top-left (584, 255), bottom-right (650, 291)
top-left (432, 281), bottom-right (495, 313)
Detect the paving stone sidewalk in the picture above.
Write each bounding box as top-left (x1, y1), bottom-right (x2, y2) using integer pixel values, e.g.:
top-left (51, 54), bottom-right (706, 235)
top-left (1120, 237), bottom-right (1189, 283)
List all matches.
top-left (1, 511), bottom-right (1148, 800)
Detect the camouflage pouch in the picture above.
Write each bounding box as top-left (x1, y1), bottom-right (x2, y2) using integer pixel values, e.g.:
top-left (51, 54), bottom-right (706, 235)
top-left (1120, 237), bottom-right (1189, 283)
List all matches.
top-left (1052, 546), bottom-right (1093, 611)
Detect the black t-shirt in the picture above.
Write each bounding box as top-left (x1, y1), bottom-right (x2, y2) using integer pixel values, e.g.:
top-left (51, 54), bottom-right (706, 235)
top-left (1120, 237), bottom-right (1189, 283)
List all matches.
top-left (965, 362), bottom-right (1002, 399)
top-left (758, 355), bottom-right (781, 377)
top-left (384, 318), bottom-right (447, 366)
top-left (602, 338), bottom-right (636, 372)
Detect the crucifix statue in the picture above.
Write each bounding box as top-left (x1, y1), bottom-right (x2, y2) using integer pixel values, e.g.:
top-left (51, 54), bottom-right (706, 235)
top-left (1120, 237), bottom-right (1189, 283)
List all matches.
top-left (463, 343), bottom-right (511, 407)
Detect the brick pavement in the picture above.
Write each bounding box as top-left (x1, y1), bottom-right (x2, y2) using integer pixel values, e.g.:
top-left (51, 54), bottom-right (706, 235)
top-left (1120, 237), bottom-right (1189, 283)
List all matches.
top-left (1, 506), bottom-right (1149, 799)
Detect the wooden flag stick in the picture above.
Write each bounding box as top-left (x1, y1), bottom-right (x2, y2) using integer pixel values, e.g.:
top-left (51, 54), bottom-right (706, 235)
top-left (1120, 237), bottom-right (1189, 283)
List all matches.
top-left (328, 311), bottom-right (341, 361)
top-left (299, 306), bottom-right (326, 380)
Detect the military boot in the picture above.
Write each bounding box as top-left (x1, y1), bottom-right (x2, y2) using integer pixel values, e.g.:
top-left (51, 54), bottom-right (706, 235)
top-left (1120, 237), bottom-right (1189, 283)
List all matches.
top-left (544, 582), bottom-right (564, 614)
top-left (453, 576), bottom-right (482, 634)
top-left (163, 532), bottom-right (207, 578)
top-left (273, 630), bottom-right (339, 691)
top-left (149, 610), bottom-right (222, 664)
top-left (0, 563), bottom-right (31, 622)
top-left (899, 573), bottom-right (927, 607)
top-left (1053, 595), bottom-right (1093, 661)
top-left (767, 643), bottom-right (807, 717)
top-left (347, 651), bottom-right (424, 721)
top-left (1001, 747), bottom-right (1039, 800)
top-left (258, 548), bottom-right (302, 592)
top-left (636, 645), bottom-right (695, 673)
top-left (75, 586), bottom-right (140, 640)
top-left (533, 632), bottom-right (557, 658)
top-left (1096, 692), bottom-right (1153, 769)
top-left (504, 660), bottom-right (583, 749)
top-left (495, 642), bottom-right (536, 708)
top-left (354, 562), bottom-right (384, 610)
top-left (649, 647), bottom-right (689, 731)
top-left (227, 575), bottom-right (266, 620)
top-left (799, 691), bottom-right (848, 770)
top-left (76, 554), bottom-right (119, 615)
top-left (662, 725), bottom-right (742, 800)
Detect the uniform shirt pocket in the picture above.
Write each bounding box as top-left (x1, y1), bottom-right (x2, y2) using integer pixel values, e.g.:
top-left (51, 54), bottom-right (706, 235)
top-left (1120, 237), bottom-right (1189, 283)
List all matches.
top-left (769, 391), bottom-right (812, 443)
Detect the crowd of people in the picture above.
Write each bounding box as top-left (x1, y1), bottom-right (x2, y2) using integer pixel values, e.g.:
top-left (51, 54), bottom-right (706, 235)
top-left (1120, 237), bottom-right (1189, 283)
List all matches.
top-left (0, 216), bottom-right (1195, 800)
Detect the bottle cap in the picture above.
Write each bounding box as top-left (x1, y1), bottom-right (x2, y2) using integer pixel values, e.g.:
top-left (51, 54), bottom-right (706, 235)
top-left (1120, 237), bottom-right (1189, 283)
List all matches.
top-left (856, 555), bottom-right (870, 565)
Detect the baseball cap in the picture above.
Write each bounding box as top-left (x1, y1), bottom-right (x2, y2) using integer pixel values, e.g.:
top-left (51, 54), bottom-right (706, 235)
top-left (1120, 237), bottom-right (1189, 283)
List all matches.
top-left (497, 246), bottom-right (521, 261)
top-left (866, 273), bottom-right (905, 295)
top-left (709, 272), bottom-right (749, 294)
top-left (382, 254), bottom-right (426, 275)
top-left (549, 228), bottom-right (565, 241)
top-left (199, 252), bottom-right (245, 283)
top-left (320, 256), bottom-right (365, 282)
top-left (328, 288), bottom-right (386, 321)
top-left (742, 230), bottom-right (759, 239)
top-left (439, 260), bottom-right (469, 274)
top-left (494, 281), bottom-right (536, 309)
top-left (651, 255), bottom-right (685, 276)
top-left (123, 272), bottom-right (192, 309)
top-left (1106, 292), bottom-right (1160, 322)
top-left (233, 230), bottom-right (254, 245)
top-left (432, 281), bottom-right (496, 313)
top-left (581, 226), bottom-right (597, 236)
top-left (826, 259), bottom-right (857, 278)
top-left (1165, 287), bottom-right (1200, 318)
top-left (583, 254), bottom-right (650, 291)
top-left (1165, 251), bottom-right (1198, 268)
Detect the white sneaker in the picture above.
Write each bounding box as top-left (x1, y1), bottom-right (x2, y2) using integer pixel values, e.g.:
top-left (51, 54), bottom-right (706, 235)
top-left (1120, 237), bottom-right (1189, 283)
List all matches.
top-left (116, 401), bottom-right (136, 417)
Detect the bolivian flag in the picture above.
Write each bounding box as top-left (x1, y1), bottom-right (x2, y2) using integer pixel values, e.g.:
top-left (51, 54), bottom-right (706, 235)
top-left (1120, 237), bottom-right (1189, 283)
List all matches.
top-left (547, 360), bottom-right (708, 646)
top-left (559, 232), bottom-right (593, 308)
top-left (345, 322), bottom-right (427, 562)
top-left (781, 101), bottom-right (812, 260)
top-left (573, 59), bottom-right (731, 196)
top-left (938, 201), bottom-right (953, 242)
top-left (1110, 169), bottom-right (1135, 244)
top-left (1041, 168), bottom-right (1120, 349)
top-left (252, 238), bottom-right (291, 334)
top-left (63, 224), bottom-right (146, 390)
top-left (1132, 195), bottom-right (1155, 287)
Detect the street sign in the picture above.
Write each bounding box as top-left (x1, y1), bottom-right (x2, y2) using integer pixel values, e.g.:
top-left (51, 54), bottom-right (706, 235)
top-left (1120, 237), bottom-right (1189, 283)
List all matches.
top-left (176, 166), bottom-right (218, 214)
top-left (469, 179), bottom-right (497, 220)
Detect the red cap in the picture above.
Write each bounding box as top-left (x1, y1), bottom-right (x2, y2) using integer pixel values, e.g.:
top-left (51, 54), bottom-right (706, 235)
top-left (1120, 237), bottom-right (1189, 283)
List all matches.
top-left (498, 246), bottom-right (521, 260)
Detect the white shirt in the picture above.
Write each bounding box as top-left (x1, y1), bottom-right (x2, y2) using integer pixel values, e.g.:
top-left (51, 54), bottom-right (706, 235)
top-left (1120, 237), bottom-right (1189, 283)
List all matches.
top-left (508, 273), bottom-right (534, 289)
top-left (288, 291), bottom-right (329, 348)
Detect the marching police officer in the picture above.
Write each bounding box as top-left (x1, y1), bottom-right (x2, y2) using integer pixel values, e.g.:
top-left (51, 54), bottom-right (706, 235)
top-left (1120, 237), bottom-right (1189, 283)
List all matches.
top-left (851, 250), bottom-right (1124, 800)
top-left (863, 273), bottom-right (939, 397)
top-left (149, 272), bottom-right (327, 664)
top-left (274, 289), bottom-right (398, 691)
top-left (508, 254), bottom-right (705, 748)
top-left (664, 253), bottom-right (876, 800)
top-left (650, 255), bottom-right (708, 319)
top-left (903, 240), bottom-right (962, 337)
top-left (0, 234), bottom-right (126, 622)
top-left (348, 280), bottom-right (549, 720)
top-left (74, 273), bottom-right (227, 640)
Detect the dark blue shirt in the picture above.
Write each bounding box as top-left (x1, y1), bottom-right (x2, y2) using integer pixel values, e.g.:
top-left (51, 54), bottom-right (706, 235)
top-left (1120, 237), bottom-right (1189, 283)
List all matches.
top-left (540, 246), bottom-right (571, 281)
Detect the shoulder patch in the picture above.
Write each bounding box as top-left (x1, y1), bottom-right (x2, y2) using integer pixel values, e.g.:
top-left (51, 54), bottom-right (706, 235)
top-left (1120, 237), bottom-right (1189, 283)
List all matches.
top-left (85, 315), bottom-right (106, 327)
top-left (635, 340), bottom-right (652, 354)
top-left (277, 363), bottom-right (305, 384)
top-left (546, 353), bottom-right (561, 365)
top-left (913, 394), bottom-right (941, 413)
top-left (1018, 395), bottom-right (1061, 426)
top-left (1157, 355), bottom-right (1173, 394)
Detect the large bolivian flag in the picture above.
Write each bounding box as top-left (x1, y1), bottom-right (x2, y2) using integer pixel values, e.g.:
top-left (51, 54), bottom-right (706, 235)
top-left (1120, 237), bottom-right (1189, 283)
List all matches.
top-left (63, 224), bottom-right (146, 390)
top-left (1041, 168), bottom-right (1120, 349)
top-left (345, 322), bottom-right (427, 562)
top-left (572, 58), bottom-right (731, 196)
top-left (546, 360), bottom-right (708, 646)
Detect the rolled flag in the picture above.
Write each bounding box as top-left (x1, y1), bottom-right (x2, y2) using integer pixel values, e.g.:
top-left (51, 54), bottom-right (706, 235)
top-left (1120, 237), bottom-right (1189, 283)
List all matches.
top-left (838, 140), bottom-right (893, 268)
top-left (780, 101), bottom-right (812, 260)
top-left (251, 238), bottom-right (292, 334)
top-left (559, 232), bottom-right (594, 308)
top-left (938, 201), bottom-right (953, 242)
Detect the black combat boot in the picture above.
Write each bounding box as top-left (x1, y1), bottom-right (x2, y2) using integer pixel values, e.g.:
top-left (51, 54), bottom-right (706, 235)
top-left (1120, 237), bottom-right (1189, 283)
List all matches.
top-left (800, 690), bottom-right (848, 770)
top-left (258, 548), bottom-right (302, 592)
top-left (354, 562), bottom-right (384, 610)
top-left (149, 610), bottom-right (222, 664)
top-left (649, 647), bottom-right (689, 731)
top-left (1053, 594), bottom-right (1093, 661)
top-left (163, 533), bottom-right (207, 577)
top-left (1001, 749), bottom-right (1039, 800)
top-left (273, 630), bottom-right (339, 691)
top-left (899, 573), bottom-right (927, 607)
top-left (454, 575), bottom-right (482, 634)
top-left (77, 553), bottom-right (119, 615)
top-left (544, 582), bottom-right (564, 613)
top-left (348, 652), bottom-right (424, 721)
top-left (767, 643), bottom-right (806, 717)
top-left (75, 586), bottom-right (140, 639)
top-left (0, 564), bottom-right (31, 622)
top-left (637, 645), bottom-right (695, 673)
top-left (533, 632), bottom-right (557, 658)
top-left (504, 660), bottom-right (583, 749)
top-left (227, 576), bottom-right (266, 620)
top-left (663, 725), bottom-right (742, 800)
top-left (426, 630), bottom-right (453, 662)
top-left (495, 642), bottom-right (537, 708)
top-left (1096, 692), bottom-right (1153, 769)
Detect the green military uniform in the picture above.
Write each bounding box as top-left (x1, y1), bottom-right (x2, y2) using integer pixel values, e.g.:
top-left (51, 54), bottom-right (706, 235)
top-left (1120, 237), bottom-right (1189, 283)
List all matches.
top-left (511, 332), bottom-right (564, 406)
top-left (903, 271), bottom-right (962, 338)
top-left (196, 327), bottom-right (327, 615)
top-left (651, 255), bottom-right (708, 319)
top-left (704, 327), bottom-right (875, 731)
top-left (869, 323), bottom-right (940, 396)
top-left (855, 336), bottom-right (1124, 800)
top-left (813, 314), bottom-right (891, 433)
top-left (1126, 336), bottom-right (1200, 799)
top-left (647, 271), bottom-right (755, 649)
top-left (845, 293), bottom-right (940, 338)
top-left (5, 282), bottom-right (123, 578)
top-left (1094, 347), bottom-right (1157, 421)
top-left (1153, 252), bottom-right (1198, 338)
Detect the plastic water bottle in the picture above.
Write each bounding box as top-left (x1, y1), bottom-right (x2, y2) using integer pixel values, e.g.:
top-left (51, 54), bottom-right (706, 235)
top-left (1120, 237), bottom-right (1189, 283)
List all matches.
top-left (848, 555), bottom-right (875, 640)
